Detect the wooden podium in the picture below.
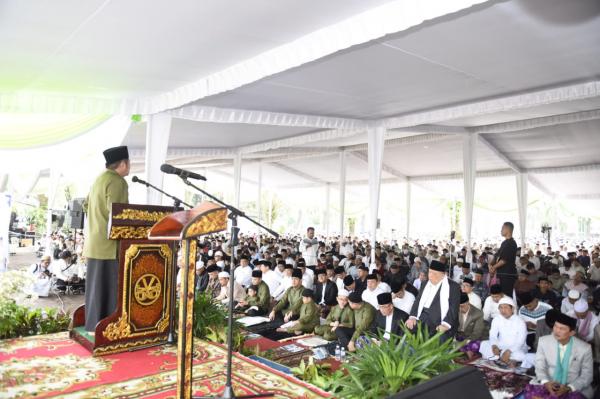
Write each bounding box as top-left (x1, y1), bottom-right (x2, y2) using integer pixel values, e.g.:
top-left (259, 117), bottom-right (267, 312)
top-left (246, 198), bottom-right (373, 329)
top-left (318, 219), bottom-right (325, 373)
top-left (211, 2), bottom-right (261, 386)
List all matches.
top-left (71, 203), bottom-right (181, 356)
top-left (148, 201), bottom-right (228, 399)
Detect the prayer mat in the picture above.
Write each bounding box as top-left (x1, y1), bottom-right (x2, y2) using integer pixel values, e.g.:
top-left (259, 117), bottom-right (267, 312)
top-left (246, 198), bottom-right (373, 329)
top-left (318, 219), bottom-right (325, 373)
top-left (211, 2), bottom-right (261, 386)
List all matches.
top-left (0, 332), bottom-right (330, 399)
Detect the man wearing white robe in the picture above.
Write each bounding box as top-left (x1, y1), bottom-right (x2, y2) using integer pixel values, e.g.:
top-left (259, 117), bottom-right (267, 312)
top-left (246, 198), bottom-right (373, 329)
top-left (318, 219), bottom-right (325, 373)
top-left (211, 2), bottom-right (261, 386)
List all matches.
top-left (259, 260), bottom-right (281, 298)
top-left (272, 265), bottom-right (293, 301)
top-left (300, 227), bottom-right (318, 267)
top-left (28, 255), bottom-right (52, 297)
top-left (391, 280), bottom-right (415, 315)
top-left (234, 256), bottom-right (253, 288)
top-left (480, 297), bottom-right (534, 367)
top-left (361, 274), bottom-right (390, 310)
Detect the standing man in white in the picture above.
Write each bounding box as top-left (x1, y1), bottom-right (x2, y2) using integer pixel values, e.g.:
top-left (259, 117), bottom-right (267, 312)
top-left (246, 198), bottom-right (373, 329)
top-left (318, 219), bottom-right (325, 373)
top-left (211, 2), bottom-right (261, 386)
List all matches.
top-left (301, 227), bottom-right (319, 270)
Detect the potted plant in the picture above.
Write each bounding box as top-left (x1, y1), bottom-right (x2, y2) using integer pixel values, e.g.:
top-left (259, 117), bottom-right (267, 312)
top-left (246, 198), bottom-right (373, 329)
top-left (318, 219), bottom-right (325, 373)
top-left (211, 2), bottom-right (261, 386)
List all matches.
top-left (331, 324), bottom-right (490, 399)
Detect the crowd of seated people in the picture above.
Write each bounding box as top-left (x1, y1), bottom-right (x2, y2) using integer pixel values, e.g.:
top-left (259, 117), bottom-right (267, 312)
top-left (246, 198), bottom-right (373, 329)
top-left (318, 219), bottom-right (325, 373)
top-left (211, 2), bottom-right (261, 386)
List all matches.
top-left (179, 226), bottom-right (598, 398)
top-left (28, 232), bottom-right (86, 296)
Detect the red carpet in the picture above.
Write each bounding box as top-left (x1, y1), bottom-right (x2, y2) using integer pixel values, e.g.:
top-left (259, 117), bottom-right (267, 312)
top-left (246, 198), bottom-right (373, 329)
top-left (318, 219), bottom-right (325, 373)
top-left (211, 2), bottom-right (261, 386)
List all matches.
top-left (0, 332), bottom-right (330, 399)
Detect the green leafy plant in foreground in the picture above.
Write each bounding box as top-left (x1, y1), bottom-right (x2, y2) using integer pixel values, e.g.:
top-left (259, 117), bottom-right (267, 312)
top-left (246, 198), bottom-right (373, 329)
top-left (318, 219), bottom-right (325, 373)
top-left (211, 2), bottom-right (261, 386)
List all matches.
top-left (190, 292), bottom-right (245, 351)
top-left (331, 323), bottom-right (463, 399)
top-left (290, 357), bottom-right (343, 392)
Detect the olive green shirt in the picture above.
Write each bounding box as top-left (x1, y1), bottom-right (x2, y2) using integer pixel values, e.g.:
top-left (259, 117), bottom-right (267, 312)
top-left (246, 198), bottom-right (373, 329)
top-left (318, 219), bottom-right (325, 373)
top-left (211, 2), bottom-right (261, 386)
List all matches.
top-left (82, 169), bottom-right (128, 259)
top-left (255, 281), bottom-right (271, 312)
top-left (289, 300), bottom-right (319, 333)
top-left (326, 305), bottom-right (355, 328)
top-left (273, 285), bottom-right (304, 315)
top-left (352, 302), bottom-right (376, 342)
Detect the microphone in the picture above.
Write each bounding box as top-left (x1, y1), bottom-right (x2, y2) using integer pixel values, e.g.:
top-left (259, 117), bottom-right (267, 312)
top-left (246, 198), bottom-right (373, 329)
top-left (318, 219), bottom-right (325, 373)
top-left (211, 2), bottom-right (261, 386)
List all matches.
top-left (160, 164), bottom-right (207, 181)
top-left (132, 176), bottom-right (141, 183)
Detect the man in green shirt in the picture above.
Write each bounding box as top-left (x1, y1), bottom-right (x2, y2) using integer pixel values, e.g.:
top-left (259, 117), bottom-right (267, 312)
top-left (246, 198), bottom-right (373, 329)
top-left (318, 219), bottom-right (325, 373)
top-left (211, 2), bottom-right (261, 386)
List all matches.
top-left (335, 291), bottom-right (376, 351)
top-left (237, 270), bottom-right (271, 315)
top-left (315, 288), bottom-right (354, 341)
top-left (270, 268), bottom-right (304, 323)
top-left (83, 146), bottom-right (129, 332)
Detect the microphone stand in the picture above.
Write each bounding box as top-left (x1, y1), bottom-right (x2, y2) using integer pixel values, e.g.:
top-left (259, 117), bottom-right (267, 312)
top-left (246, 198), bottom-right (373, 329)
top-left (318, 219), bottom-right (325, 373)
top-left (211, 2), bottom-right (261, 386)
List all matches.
top-left (132, 176), bottom-right (191, 344)
top-left (179, 176), bottom-right (277, 399)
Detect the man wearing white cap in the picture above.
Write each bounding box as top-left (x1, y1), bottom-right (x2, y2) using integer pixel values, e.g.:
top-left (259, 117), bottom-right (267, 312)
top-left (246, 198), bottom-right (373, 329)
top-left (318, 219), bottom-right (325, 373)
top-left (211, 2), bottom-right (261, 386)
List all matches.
top-left (568, 299), bottom-right (599, 343)
top-left (560, 290), bottom-right (581, 315)
top-left (480, 296), bottom-right (533, 367)
top-left (215, 271), bottom-right (245, 305)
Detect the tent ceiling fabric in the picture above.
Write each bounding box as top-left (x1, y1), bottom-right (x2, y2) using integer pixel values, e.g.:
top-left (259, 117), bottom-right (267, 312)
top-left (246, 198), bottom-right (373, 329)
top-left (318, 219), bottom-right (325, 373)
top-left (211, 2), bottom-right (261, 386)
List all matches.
top-left (2, 0), bottom-right (600, 203)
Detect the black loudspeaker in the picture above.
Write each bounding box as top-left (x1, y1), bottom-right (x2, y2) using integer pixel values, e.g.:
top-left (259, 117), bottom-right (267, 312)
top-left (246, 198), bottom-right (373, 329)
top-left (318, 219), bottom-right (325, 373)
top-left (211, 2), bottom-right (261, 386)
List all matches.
top-left (388, 366), bottom-right (492, 399)
top-left (67, 198), bottom-right (85, 229)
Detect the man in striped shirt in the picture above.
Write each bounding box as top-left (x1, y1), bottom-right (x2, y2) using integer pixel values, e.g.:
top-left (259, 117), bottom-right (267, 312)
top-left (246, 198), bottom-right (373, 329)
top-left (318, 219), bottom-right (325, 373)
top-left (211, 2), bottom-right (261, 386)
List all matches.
top-left (518, 291), bottom-right (553, 348)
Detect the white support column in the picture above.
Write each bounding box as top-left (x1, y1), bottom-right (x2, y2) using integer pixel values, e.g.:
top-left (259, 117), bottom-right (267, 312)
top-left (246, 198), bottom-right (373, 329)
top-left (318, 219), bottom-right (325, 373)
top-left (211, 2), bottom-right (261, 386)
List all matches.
top-left (233, 151), bottom-right (242, 208)
top-left (0, 175), bottom-right (8, 192)
top-left (145, 113), bottom-right (172, 205)
top-left (339, 151), bottom-right (347, 237)
top-left (368, 124), bottom-right (386, 267)
top-left (406, 181), bottom-right (412, 239)
top-left (463, 133), bottom-right (477, 252)
top-left (0, 193), bottom-right (12, 271)
top-left (45, 169), bottom-right (61, 256)
top-left (324, 183), bottom-right (331, 237)
top-left (257, 161), bottom-right (262, 224)
top-left (516, 173), bottom-right (528, 248)
top-left (257, 162), bottom-right (262, 246)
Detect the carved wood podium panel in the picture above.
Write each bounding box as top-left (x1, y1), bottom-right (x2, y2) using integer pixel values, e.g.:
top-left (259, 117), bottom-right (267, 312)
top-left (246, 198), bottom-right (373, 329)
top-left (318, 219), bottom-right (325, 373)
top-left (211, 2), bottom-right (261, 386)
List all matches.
top-left (148, 201), bottom-right (228, 399)
top-left (71, 203), bottom-right (180, 356)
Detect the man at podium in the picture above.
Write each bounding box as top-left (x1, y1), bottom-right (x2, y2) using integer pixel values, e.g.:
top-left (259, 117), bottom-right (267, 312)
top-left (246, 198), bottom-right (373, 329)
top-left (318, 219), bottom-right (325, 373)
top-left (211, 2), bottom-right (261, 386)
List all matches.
top-left (82, 145), bottom-right (130, 333)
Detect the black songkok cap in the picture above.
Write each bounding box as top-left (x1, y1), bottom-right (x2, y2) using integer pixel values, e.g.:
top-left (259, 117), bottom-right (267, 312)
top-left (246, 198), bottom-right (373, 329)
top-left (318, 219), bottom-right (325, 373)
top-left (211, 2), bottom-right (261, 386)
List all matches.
top-left (366, 273), bottom-right (378, 281)
top-left (206, 265), bottom-right (220, 273)
top-left (284, 264), bottom-right (293, 270)
top-left (358, 265), bottom-right (369, 272)
top-left (377, 292), bottom-right (392, 305)
top-left (334, 266), bottom-right (345, 274)
top-left (292, 269), bottom-right (303, 279)
top-left (348, 291), bottom-right (363, 303)
top-left (519, 291), bottom-right (535, 306)
top-left (302, 289), bottom-right (314, 298)
top-left (315, 269), bottom-right (326, 276)
top-left (429, 260), bottom-right (446, 272)
top-left (490, 284), bottom-right (502, 294)
top-left (103, 146), bottom-right (129, 167)
top-left (554, 312), bottom-right (577, 331)
top-left (462, 277), bottom-right (474, 286)
top-left (251, 270), bottom-right (262, 278)
top-left (343, 275), bottom-right (354, 287)
top-left (460, 293), bottom-right (469, 304)
top-left (390, 280), bottom-right (402, 293)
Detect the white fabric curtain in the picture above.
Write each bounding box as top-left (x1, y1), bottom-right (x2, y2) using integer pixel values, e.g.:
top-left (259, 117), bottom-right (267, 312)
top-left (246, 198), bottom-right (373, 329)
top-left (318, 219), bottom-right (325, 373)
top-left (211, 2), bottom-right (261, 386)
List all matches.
top-left (145, 113), bottom-right (172, 205)
top-left (233, 151), bottom-right (242, 208)
top-left (463, 133), bottom-right (477, 250)
top-left (339, 151), bottom-right (347, 237)
top-left (516, 173), bottom-right (528, 248)
top-left (368, 125), bottom-right (385, 265)
top-left (0, 0), bottom-right (488, 115)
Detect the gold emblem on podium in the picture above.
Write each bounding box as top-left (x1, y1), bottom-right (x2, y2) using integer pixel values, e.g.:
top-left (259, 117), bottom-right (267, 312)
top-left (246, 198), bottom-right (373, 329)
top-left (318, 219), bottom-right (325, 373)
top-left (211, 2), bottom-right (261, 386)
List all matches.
top-left (134, 274), bottom-right (162, 306)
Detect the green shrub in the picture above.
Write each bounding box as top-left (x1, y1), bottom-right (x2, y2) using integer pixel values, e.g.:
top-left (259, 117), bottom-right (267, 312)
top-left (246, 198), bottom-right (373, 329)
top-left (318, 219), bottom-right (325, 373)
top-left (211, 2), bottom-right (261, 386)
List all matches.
top-left (0, 301), bottom-right (70, 340)
top-left (331, 324), bottom-right (463, 398)
top-left (190, 292), bottom-right (245, 351)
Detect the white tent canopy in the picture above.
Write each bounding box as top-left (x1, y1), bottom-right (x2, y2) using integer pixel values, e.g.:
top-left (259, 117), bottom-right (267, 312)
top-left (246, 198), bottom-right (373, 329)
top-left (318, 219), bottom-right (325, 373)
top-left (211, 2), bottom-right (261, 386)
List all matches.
top-left (2, 0), bottom-right (600, 251)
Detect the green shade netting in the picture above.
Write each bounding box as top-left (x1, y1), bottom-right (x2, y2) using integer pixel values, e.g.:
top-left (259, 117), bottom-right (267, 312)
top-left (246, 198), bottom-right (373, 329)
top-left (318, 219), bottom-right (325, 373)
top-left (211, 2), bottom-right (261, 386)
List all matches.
top-left (0, 113), bottom-right (110, 149)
